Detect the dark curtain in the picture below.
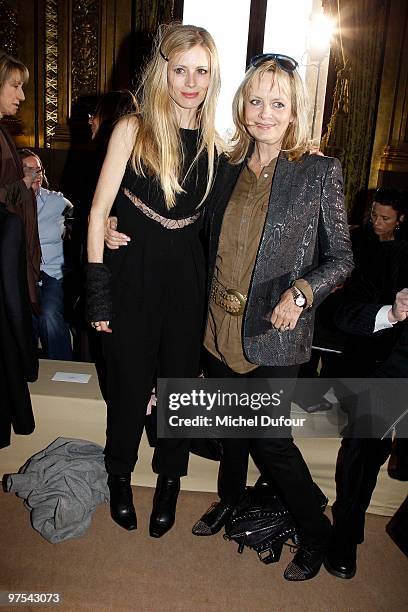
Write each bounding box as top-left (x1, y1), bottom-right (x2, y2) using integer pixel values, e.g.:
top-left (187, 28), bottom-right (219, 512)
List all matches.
top-left (132, 0), bottom-right (177, 86)
top-left (321, 0), bottom-right (388, 213)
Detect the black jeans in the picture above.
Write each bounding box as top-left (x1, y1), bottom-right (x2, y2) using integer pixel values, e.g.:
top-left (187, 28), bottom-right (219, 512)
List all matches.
top-left (204, 350), bottom-right (331, 545)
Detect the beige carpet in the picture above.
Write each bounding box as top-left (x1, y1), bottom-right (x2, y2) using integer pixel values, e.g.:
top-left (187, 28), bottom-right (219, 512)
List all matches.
top-left (0, 487), bottom-right (407, 612)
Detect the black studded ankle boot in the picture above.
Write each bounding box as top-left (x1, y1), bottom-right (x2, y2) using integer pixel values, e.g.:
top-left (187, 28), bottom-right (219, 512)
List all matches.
top-left (107, 474), bottom-right (137, 531)
top-left (149, 475), bottom-right (180, 538)
top-left (192, 500), bottom-right (234, 536)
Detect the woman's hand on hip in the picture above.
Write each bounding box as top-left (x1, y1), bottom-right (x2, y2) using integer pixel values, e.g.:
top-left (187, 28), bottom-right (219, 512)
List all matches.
top-left (270, 289), bottom-right (302, 332)
top-left (91, 321), bottom-right (112, 333)
top-left (105, 216), bottom-right (130, 250)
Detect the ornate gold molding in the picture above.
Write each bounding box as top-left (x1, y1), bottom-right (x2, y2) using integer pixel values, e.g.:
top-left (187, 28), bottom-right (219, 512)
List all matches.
top-left (380, 146), bottom-right (408, 173)
top-left (369, 0), bottom-right (408, 188)
top-left (71, 0), bottom-right (100, 102)
top-left (51, 0), bottom-right (101, 148)
top-left (49, 0), bottom-right (176, 148)
top-left (44, 0), bottom-right (59, 147)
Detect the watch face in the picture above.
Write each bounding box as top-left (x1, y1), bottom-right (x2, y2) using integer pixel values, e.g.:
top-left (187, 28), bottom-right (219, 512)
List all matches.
top-left (291, 286), bottom-right (306, 307)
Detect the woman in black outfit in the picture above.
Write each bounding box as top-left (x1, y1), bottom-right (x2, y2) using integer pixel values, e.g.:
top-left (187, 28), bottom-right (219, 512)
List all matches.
top-left (86, 24), bottom-right (221, 537)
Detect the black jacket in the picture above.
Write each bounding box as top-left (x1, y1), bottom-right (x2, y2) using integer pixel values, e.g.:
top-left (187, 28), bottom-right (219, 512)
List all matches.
top-left (0, 204), bottom-right (38, 448)
top-left (206, 153), bottom-right (353, 366)
top-left (335, 240), bottom-right (408, 375)
top-left (334, 264), bottom-right (408, 437)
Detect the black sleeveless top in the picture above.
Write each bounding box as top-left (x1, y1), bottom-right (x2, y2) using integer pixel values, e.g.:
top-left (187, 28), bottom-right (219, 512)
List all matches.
top-left (106, 129), bottom-right (209, 307)
top-left (118, 128), bottom-right (209, 227)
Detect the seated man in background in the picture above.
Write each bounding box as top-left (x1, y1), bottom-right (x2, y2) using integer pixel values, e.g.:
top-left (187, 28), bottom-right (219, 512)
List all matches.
top-left (19, 149), bottom-right (73, 360)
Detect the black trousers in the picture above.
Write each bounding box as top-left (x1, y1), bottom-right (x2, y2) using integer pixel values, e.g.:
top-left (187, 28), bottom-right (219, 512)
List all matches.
top-left (102, 256), bottom-right (203, 476)
top-left (204, 351), bottom-right (331, 545)
top-left (331, 437), bottom-right (392, 544)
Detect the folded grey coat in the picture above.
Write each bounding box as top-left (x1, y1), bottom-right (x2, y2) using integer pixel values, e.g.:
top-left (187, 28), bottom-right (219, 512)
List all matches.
top-left (6, 437), bottom-right (109, 543)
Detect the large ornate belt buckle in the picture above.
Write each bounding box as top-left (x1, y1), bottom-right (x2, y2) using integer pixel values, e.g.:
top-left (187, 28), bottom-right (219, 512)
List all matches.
top-left (226, 289), bottom-right (247, 316)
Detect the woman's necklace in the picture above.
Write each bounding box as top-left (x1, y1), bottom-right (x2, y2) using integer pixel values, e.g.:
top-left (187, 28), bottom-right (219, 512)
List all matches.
top-left (249, 152), bottom-right (278, 178)
top-left (250, 155), bottom-right (267, 169)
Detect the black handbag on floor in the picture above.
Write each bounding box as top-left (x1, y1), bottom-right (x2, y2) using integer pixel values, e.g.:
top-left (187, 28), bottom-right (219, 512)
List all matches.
top-left (224, 483), bottom-right (328, 564)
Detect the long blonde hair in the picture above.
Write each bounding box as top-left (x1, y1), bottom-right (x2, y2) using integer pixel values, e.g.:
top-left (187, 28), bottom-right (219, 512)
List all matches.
top-left (229, 60), bottom-right (310, 164)
top-left (131, 24), bottom-right (221, 209)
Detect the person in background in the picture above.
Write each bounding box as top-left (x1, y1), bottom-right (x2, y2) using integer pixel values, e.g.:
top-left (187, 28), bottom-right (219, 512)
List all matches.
top-left (351, 187), bottom-right (407, 270)
top-left (89, 90), bottom-right (137, 146)
top-left (85, 90), bottom-right (138, 233)
top-left (324, 242), bottom-right (408, 579)
top-left (0, 51), bottom-right (40, 312)
top-left (19, 149), bottom-right (73, 361)
top-left (296, 187), bottom-right (407, 408)
top-left (87, 90), bottom-right (138, 228)
top-left (328, 187), bottom-right (407, 379)
top-left (367, 187), bottom-right (406, 241)
top-left (71, 90), bottom-right (137, 366)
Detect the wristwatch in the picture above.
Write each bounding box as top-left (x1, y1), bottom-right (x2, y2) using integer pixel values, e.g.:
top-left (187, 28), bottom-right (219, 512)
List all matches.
top-left (290, 284), bottom-right (306, 308)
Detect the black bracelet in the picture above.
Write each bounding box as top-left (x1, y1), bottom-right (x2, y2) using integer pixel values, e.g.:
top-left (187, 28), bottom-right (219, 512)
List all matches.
top-left (85, 263), bottom-right (112, 322)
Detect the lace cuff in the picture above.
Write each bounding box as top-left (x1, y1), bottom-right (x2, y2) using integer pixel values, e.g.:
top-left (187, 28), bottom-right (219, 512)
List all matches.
top-left (86, 263), bottom-right (112, 322)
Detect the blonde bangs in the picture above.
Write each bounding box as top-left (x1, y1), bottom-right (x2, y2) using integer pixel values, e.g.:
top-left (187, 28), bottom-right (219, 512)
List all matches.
top-left (229, 60), bottom-right (310, 164)
top-left (0, 52), bottom-right (29, 90)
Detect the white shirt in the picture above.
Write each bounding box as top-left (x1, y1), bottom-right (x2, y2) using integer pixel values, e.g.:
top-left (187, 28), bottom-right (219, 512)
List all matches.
top-left (36, 187), bottom-right (72, 280)
top-left (374, 305), bottom-right (396, 332)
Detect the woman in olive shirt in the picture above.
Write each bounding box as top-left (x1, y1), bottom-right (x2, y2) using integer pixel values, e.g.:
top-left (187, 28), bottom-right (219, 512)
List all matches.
top-left (193, 54), bottom-right (353, 582)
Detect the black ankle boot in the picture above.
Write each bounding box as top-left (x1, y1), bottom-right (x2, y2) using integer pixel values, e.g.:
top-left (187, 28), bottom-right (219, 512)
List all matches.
top-left (324, 535), bottom-right (357, 579)
top-left (192, 501), bottom-right (234, 536)
top-left (107, 474), bottom-right (137, 531)
top-left (149, 475), bottom-right (180, 538)
top-left (284, 543), bottom-right (327, 581)
top-left (284, 518), bottom-right (331, 581)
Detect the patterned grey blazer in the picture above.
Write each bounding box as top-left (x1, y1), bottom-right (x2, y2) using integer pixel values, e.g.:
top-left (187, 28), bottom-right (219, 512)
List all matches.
top-left (206, 153), bottom-right (354, 366)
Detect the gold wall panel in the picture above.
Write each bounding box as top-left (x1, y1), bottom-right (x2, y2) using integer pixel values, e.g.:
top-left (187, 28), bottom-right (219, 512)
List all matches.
top-left (369, 0), bottom-right (408, 187)
top-left (0, 0), bottom-right (178, 149)
top-left (71, 0), bottom-right (100, 103)
top-left (44, 0), bottom-right (59, 147)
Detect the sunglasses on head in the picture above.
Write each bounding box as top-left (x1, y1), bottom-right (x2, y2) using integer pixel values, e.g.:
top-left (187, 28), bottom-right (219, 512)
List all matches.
top-left (247, 53), bottom-right (298, 73)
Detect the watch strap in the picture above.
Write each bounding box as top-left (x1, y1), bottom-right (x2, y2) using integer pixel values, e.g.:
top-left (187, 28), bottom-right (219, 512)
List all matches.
top-left (292, 279), bottom-right (313, 308)
top-left (290, 285), bottom-right (306, 307)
